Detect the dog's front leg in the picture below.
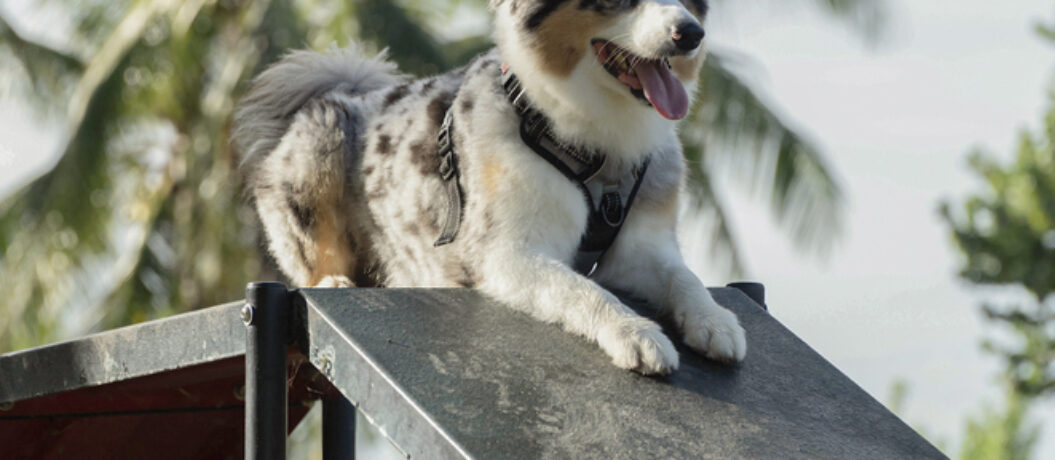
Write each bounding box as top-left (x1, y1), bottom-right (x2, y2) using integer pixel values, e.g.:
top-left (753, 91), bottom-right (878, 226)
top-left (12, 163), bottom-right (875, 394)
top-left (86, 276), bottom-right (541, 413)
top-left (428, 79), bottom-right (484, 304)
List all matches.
top-left (477, 249), bottom-right (679, 374)
top-left (594, 213), bottom-right (747, 363)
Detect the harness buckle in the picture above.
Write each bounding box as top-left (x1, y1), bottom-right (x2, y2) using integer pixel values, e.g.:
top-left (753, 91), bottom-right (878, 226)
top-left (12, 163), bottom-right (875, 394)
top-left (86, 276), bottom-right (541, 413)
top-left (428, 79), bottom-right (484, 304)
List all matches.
top-left (600, 191), bottom-right (624, 227)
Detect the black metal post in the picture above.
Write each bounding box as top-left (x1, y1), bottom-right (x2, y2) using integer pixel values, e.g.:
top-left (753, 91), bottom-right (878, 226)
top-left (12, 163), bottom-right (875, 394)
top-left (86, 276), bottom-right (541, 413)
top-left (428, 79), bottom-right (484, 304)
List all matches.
top-left (244, 282), bottom-right (291, 460)
top-left (727, 282), bottom-right (767, 311)
top-left (323, 397), bottom-right (357, 459)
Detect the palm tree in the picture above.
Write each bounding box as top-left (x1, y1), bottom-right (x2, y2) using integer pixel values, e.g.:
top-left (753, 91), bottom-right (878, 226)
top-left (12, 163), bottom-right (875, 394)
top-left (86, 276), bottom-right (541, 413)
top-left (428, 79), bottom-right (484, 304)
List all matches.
top-left (0, 0), bottom-right (880, 351)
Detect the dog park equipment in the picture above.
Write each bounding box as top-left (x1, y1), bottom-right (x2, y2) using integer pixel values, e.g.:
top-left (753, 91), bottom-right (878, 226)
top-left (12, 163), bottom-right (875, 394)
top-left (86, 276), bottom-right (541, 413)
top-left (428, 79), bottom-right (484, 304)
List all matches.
top-left (0, 284), bottom-right (945, 459)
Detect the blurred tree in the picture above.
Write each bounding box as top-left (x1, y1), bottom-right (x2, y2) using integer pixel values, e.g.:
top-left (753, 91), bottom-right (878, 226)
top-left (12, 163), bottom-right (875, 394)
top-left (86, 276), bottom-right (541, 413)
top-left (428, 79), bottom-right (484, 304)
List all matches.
top-left (959, 391), bottom-right (1040, 460)
top-left (940, 95), bottom-right (1055, 397)
top-left (0, 0), bottom-right (871, 351)
top-left (940, 15), bottom-right (1055, 460)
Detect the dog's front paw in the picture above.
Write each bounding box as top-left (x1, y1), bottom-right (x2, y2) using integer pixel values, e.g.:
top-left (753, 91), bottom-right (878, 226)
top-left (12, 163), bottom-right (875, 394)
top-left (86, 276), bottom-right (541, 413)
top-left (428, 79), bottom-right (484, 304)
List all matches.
top-left (597, 316), bottom-right (679, 375)
top-left (682, 306), bottom-right (747, 363)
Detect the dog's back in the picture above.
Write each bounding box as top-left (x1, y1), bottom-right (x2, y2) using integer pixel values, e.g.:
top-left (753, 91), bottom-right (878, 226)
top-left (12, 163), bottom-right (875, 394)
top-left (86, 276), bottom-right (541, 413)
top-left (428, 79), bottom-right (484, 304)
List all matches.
top-left (233, 46), bottom-right (406, 287)
top-left (233, 46), bottom-right (402, 171)
top-left (233, 46), bottom-right (498, 288)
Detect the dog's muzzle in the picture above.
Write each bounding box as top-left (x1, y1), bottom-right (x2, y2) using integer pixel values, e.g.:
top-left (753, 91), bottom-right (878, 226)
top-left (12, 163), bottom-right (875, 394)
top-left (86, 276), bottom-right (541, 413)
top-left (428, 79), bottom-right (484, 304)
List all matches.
top-left (672, 22), bottom-right (705, 53)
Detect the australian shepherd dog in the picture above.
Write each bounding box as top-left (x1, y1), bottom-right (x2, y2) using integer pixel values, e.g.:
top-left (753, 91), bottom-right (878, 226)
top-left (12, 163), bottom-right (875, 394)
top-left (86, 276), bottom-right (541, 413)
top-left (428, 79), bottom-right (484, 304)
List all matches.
top-left (233, 0), bottom-right (745, 375)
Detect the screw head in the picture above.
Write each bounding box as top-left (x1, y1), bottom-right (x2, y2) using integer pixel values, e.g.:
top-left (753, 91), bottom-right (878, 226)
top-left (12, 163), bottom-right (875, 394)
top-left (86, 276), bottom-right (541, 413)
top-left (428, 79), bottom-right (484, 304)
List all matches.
top-left (241, 304), bottom-right (255, 325)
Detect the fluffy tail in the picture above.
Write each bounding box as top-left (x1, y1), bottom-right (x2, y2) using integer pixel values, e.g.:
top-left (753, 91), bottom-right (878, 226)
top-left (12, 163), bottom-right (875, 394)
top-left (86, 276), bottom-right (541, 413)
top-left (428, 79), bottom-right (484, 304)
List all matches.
top-left (232, 45), bottom-right (403, 167)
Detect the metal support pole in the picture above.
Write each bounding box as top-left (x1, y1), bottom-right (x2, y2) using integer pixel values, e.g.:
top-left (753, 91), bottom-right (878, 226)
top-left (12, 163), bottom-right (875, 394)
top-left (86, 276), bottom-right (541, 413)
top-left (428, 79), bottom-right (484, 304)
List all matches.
top-left (244, 282), bottom-right (291, 460)
top-left (323, 397), bottom-right (357, 459)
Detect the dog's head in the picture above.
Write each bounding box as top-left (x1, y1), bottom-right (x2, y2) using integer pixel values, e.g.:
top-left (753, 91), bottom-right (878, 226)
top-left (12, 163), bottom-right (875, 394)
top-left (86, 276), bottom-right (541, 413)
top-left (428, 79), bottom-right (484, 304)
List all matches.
top-left (492, 0), bottom-right (708, 122)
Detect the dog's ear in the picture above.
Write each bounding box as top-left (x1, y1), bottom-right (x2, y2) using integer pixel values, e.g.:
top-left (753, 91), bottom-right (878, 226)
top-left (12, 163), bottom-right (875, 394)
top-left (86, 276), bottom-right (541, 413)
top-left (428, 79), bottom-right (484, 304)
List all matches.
top-left (489, 0), bottom-right (506, 10)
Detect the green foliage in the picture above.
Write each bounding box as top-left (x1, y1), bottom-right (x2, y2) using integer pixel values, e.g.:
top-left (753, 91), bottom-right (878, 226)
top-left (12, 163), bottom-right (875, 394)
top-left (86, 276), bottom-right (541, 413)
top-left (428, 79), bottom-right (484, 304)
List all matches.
top-left (940, 94), bottom-right (1055, 397)
top-left (0, 0), bottom-right (849, 351)
top-left (960, 391), bottom-right (1041, 460)
top-left (935, 16), bottom-right (1055, 460)
top-left (0, 12), bottom-right (83, 113)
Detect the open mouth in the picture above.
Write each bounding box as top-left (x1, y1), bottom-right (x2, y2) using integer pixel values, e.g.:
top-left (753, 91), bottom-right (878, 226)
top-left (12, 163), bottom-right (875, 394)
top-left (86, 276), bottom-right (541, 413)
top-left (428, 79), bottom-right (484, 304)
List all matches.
top-left (591, 39), bottom-right (690, 120)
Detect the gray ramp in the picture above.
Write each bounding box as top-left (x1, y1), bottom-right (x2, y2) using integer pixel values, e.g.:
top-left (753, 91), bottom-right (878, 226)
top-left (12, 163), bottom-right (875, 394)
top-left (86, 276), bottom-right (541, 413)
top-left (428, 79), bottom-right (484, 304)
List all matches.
top-left (298, 287), bottom-right (945, 459)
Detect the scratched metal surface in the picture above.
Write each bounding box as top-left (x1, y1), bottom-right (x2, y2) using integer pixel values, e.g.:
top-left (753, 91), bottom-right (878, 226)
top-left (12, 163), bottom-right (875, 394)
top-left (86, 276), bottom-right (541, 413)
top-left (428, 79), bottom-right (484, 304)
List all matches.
top-left (0, 302), bottom-right (246, 404)
top-left (299, 288), bottom-right (946, 460)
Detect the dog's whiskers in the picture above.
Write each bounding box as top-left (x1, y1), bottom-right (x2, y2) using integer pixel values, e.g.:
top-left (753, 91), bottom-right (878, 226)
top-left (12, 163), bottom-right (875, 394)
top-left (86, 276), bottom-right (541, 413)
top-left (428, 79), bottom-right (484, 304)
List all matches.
top-left (603, 43), bottom-right (627, 69)
top-left (595, 38), bottom-right (666, 75)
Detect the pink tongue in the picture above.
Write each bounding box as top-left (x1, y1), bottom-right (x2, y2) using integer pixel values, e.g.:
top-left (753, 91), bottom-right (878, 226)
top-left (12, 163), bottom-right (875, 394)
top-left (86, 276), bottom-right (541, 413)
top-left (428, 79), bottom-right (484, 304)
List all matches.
top-left (632, 60), bottom-right (689, 120)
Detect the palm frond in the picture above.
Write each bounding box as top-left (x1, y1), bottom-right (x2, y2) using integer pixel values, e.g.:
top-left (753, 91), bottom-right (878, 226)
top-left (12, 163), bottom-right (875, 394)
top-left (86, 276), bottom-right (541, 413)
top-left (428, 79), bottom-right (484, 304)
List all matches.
top-left (711, 0), bottom-right (887, 41)
top-left (681, 48), bottom-right (844, 258)
top-left (814, 0), bottom-right (887, 31)
top-left (681, 141), bottom-right (748, 278)
top-left (0, 0), bottom-right (262, 349)
top-left (1, 0), bottom-right (860, 351)
top-left (357, 0), bottom-right (449, 75)
top-left (0, 10), bottom-right (84, 112)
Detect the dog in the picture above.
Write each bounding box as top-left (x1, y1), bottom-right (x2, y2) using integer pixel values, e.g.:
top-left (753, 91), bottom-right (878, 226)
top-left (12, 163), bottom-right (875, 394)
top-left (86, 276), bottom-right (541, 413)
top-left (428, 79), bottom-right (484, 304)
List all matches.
top-left (232, 0), bottom-right (746, 375)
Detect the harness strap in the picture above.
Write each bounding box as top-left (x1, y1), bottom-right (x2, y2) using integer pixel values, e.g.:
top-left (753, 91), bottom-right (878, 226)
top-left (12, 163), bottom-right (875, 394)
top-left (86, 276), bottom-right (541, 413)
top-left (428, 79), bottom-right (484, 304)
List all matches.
top-left (433, 70), bottom-right (650, 277)
top-left (434, 109), bottom-right (463, 247)
top-left (573, 160), bottom-right (648, 274)
top-left (503, 72), bottom-right (650, 275)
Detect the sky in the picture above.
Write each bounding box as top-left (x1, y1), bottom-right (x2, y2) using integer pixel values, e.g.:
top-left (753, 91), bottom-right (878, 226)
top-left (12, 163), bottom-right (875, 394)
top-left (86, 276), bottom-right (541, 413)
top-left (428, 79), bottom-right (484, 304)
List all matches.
top-left (2, 0), bottom-right (1055, 458)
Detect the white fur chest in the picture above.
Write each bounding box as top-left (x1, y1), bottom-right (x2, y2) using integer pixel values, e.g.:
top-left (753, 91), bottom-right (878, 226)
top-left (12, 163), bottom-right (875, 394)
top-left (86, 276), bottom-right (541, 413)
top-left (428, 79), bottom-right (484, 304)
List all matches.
top-left (458, 105), bottom-right (592, 264)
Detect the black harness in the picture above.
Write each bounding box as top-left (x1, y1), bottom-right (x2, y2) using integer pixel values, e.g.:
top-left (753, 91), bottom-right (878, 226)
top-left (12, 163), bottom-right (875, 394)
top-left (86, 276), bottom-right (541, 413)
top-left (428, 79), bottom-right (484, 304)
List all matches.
top-left (434, 71), bottom-right (649, 276)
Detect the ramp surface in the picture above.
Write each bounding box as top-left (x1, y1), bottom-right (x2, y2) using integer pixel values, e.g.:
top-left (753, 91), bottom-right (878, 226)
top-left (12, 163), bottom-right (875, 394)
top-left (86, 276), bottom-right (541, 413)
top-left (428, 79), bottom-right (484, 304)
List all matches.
top-left (298, 287), bottom-right (946, 459)
top-left (1, 287), bottom-right (945, 459)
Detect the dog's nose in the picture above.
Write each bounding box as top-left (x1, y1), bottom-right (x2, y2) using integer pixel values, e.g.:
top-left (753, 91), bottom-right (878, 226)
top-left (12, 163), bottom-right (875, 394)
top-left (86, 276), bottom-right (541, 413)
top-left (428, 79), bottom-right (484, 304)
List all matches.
top-left (672, 22), bottom-right (705, 52)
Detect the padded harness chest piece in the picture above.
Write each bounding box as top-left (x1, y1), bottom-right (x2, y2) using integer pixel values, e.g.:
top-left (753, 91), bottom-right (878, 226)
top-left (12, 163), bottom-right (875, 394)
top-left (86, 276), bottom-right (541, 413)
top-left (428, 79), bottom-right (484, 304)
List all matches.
top-left (434, 70), bottom-right (650, 276)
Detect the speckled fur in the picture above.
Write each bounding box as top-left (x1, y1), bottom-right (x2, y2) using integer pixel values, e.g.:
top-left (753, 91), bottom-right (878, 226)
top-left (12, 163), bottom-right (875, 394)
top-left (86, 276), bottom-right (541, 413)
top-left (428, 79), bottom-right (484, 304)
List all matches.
top-left (234, 0), bottom-right (745, 375)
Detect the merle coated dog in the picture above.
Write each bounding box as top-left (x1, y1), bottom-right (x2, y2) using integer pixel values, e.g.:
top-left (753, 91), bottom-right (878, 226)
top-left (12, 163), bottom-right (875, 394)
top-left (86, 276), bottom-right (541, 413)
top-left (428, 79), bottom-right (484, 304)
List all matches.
top-left (232, 0), bottom-right (745, 375)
